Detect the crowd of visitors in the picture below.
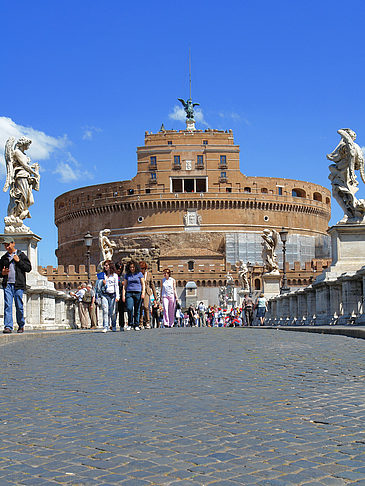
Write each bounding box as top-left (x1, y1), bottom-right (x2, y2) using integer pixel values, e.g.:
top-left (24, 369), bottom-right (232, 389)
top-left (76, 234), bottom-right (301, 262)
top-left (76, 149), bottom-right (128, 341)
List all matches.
top-left (70, 260), bottom-right (268, 331)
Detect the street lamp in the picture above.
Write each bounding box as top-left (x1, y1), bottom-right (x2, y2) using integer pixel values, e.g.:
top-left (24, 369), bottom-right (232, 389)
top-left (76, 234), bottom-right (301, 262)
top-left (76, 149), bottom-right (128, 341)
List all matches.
top-left (279, 227), bottom-right (290, 294)
top-left (84, 232), bottom-right (93, 283)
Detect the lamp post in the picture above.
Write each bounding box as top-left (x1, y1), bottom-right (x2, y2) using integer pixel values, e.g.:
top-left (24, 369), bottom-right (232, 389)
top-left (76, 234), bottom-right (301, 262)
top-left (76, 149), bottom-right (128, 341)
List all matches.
top-left (279, 227), bottom-right (290, 294)
top-left (84, 232), bottom-right (93, 283)
top-left (247, 262), bottom-right (253, 295)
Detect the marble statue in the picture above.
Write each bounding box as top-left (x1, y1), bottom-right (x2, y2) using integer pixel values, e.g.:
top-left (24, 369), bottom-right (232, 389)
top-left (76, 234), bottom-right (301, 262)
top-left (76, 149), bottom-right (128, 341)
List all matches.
top-left (218, 286), bottom-right (227, 308)
top-left (261, 229), bottom-right (280, 274)
top-left (327, 128), bottom-right (365, 223)
top-left (236, 260), bottom-right (249, 290)
top-left (178, 98), bottom-right (200, 120)
top-left (3, 137), bottom-right (40, 233)
top-left (99, 229), bottom-right (117, 262)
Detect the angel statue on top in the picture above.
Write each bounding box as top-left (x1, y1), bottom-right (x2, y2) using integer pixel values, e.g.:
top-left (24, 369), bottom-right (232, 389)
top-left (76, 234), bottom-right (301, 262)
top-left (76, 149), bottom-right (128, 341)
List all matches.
top-left (178, 98), bottom-right (200, 120)
top-left (327, 128), bottom-right (365, 223)
top-left (3, 137), bottom-right (40, 233)
top-left (261, 229), bottom-right (280, 274)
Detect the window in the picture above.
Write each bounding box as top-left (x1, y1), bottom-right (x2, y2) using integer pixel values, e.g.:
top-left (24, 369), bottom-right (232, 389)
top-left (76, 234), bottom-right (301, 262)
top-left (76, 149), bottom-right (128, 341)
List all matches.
top-left (150, 156), bottom-right (156, 166)
top-left (171, 178), bottom-right (207, 193)
top-left (226, 187), bottom-right (232, 193)
top-left (150, 172), bottom-right (157, 180)
top-left (313, 192), bottom-right (322, 202)
top-left (220, 155), bottom-right (227, 166)
top-left (197, 155), bottom-right (204, 167)
top-left (203, 140), bottom-right (208, 145)
top-left (244, 187), bottom-right (251, 193)
top-left (220, 171), bottom-right (227, 179)
top-left (174, 155), bottom-right (181, 166)
top-left (261, 188), bottom-right (268, 194)
top-left (188, 261), bottom-right (194, 271)
top-left (278, 186), bottom-right (283, 195)
top-left (145, 188), bottom-right (151, 194)
top-left (292, 188), bottom-right (306, 198)
top-left (168, 141), bottom-right (172, 145)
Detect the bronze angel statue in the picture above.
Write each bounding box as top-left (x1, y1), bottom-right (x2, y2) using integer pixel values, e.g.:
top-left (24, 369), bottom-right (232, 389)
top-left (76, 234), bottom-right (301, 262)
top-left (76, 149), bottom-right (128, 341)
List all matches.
top-left (3, 137), bottom-right (40, 232)
top-left (177, 98), bottom-right (199, 120)
top-left (327, 128), bottom-right (365, 222)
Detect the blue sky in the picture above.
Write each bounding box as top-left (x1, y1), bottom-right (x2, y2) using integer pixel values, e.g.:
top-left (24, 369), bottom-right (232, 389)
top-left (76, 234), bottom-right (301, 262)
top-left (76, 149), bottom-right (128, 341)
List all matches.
top-left (1, 0), bottom-right (365, 266)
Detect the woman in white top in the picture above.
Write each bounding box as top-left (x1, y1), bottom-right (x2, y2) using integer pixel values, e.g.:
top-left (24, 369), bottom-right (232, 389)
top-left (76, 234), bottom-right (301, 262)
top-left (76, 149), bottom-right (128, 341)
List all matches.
top-left (161, 268), bottom-right (178, 327)
top-left (102, 261), bottom-right (119, 332)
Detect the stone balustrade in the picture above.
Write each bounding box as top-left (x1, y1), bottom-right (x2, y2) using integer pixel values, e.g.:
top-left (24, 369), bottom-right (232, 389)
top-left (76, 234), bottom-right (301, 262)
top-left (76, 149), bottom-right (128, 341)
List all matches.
top-left (266, 266), bottom-right (365, 326)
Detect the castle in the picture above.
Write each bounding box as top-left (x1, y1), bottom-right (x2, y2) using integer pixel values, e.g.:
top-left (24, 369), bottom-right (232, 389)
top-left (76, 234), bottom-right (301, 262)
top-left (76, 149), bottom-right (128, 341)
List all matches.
top-left (52, 115), bottom-right (331, 304)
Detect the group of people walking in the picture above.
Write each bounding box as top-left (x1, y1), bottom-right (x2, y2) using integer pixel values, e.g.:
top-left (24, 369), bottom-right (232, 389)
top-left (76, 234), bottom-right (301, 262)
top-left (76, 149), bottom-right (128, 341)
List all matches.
top-left (72, 260), bottom-right (179, 332)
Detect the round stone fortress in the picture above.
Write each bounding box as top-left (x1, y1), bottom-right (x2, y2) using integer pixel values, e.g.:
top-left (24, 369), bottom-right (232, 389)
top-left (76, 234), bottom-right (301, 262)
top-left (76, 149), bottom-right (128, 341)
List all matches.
top-left (55, 126), bottom-right (331, 295)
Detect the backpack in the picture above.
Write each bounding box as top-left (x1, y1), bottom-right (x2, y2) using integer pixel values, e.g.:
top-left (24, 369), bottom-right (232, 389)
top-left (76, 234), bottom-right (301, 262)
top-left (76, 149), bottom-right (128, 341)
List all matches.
top-left (82, 289), bottom-right (92, 303)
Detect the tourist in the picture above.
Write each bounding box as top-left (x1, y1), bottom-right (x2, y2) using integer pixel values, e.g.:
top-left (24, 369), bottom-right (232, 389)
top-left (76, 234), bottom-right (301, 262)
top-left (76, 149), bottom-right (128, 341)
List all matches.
top-left (255, 293), bottom-right (267, 326)
top-left (175, 302), bottom-right (183, 327)
top-left (243, 293), bottom-right (254, 326)
top-left (85, 283), bottom-right (97, 328)
top-left (122, 261), bottom-right (145, 331)
top-left (198, 301), bottom-right (206, 327)
top-left (139, 261), bottom-right (157, 329)
top-left (187, 304), bottom-right (196, 327)
top-left (161, 268), bottom-right (177, 327)
top-left (115, 263), bottom-right (126, 330)
top-left (0, 236), bottom-right (31, 334)
top-left (70, 282), bottom-right (90, 329)
top-left (102, 261), bottom-right (119, 332)
top-left (151, 299), bottom-right (161, 328)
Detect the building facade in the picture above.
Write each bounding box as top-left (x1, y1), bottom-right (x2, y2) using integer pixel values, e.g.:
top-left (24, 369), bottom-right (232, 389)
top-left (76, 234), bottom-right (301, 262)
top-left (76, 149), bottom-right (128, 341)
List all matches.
top-left (54, 127), bottom-right (331, 304)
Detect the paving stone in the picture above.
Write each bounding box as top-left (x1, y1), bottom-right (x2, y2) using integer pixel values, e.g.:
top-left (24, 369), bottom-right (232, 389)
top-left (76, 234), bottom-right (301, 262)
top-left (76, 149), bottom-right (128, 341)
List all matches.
top-left (0, 329), bottom-right (364, 485)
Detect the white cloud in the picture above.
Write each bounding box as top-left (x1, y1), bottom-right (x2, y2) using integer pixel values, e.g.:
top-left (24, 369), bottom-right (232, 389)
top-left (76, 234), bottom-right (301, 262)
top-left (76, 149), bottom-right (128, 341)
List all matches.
top-left (54, 153), bottom-right (93, 183)
top-left (0, 116), bottom-right (93, 183)
top-left (0, 117), bottom-right (67, 172)
top-left (168, 105), bottom-right (208, 127)
top-left (82, 125), bottom-right (102, 140)
top-left (219, 112), bottom-right (251, 125)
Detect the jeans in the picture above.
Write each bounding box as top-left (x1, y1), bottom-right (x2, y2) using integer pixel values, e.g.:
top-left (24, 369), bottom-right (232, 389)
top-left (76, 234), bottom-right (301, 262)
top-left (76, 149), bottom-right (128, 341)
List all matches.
top-left (4, 284), bottom-right (25, 330)
top-left (102, 293), bottom-right (117, 330)
top-left (125, 291), bottom-right (142, 328)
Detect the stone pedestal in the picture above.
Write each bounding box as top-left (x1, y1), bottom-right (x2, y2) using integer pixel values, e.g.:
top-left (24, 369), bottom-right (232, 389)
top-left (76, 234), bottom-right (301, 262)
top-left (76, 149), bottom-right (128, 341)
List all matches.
top-left (327, 223), bottom-right (365, 275)
top-left (0, 233), bottom-right (75, 329)
top-left (262, 273), bottom-right (281, 299)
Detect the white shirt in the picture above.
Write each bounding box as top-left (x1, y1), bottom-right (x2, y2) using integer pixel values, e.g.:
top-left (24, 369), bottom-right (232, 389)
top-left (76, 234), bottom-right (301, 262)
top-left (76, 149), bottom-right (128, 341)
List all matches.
top-left (161, 277), bottom-right (175, 298)
top-left (104, 273), bottom-right (120, 299)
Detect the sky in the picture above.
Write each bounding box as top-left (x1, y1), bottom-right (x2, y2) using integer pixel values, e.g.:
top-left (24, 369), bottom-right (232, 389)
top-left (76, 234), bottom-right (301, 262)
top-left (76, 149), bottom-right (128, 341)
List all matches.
top-left (1, 0), bottom-right (365, 266)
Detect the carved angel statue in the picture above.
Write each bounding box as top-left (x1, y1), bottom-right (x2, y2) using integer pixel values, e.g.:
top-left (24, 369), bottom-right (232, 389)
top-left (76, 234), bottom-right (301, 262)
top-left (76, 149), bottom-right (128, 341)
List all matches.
top-left (261, 229), bottom-right (280, 274)
top-left (178, 98), bottom-right (199, 120)
top-left (236, 260), bottom-right (249, 290)
top-left (3, 137), bottom-right (40, 233)
top-left (99, 229), bottom-right (117, 262)
top-left (225, 272), bottom-right (235, 287)
top-left (327, 128), bottom-right (365, 222)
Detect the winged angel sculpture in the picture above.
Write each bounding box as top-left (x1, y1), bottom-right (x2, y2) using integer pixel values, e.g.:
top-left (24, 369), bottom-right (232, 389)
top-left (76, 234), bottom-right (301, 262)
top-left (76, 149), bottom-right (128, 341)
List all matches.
top-left (261, 229), bottom-right (280, 274)
top-left (3, 137), bottom-right (40, 233)
top-left (178, 98), bottom-right (199, 120)
top-left (327, 129), bottom-right (365, 223)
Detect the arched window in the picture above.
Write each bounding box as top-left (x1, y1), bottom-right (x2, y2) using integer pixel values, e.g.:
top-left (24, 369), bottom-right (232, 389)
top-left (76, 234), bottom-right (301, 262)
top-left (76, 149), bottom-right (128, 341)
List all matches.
top-left (254, 278), bottom-right (261, 290)
top-left (261, 188), bottom-right (268, 194)
top-left (244, 187), bottom-right (251, 193)
top-left (188, 260), bottom-right (194, 271)
top-left (292, 188), bottom-right (306, 198)
top-left (313, 192), bottom-right (322, 202)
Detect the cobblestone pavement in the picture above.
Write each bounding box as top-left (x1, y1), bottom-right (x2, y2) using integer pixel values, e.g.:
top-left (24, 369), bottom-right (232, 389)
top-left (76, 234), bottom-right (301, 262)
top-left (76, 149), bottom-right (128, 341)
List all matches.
top-left (0, 328), bottom-right (364, 486)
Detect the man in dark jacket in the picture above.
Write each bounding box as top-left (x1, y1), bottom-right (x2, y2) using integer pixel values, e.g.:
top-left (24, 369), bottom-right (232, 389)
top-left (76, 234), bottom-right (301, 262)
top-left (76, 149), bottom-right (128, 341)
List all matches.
top-left (0, 236), bottom-right (32, 333)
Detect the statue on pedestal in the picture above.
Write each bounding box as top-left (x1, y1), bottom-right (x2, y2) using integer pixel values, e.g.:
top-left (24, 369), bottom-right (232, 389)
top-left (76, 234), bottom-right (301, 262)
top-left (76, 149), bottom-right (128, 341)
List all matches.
top-left (99, 229), bottom-right (117, 262)
top-left (327, 128), bottom-right (365, 223)
top-left (178, 98), bottom-right (199, 120)
top-left (3, 137), bottom-right (40, 233)
top-left (261, 229), bottom-right (280, 274)
top-left (236, 260), bottom-right (249, 291)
